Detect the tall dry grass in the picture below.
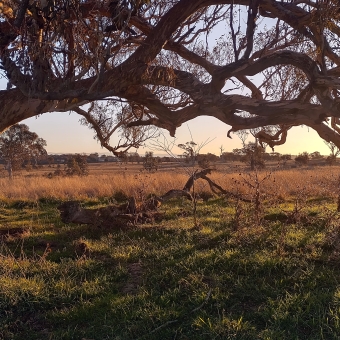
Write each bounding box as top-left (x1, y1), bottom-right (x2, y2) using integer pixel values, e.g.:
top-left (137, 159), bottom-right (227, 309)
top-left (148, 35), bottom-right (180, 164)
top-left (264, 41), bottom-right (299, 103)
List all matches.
top-left (0, 172), bottom-right (187, 200)
top-left (0, 167), bottom-right (339, 201)
top-left (219, 167), bottom-right (340, 199)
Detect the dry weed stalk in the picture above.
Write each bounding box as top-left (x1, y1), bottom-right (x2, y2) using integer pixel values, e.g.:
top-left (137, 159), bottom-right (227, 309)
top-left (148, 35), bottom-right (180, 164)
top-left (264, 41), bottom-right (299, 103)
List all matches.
top-left (233, 169), bottom-right (272, 226)
top-left (231, 197), bottom-right (245, 231)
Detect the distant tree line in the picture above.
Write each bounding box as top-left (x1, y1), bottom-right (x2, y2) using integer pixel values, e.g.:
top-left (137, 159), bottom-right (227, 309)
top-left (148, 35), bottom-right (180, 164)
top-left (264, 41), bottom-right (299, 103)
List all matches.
top-left (2, 125), bottom-right (340, 180)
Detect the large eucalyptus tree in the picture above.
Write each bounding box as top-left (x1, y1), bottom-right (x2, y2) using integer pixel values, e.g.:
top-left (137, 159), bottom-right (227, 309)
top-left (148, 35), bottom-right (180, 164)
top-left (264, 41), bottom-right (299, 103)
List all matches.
top-left (1, 0), bottom-right (340, 154)
top-left (0, 123), bottom-right (47, 178)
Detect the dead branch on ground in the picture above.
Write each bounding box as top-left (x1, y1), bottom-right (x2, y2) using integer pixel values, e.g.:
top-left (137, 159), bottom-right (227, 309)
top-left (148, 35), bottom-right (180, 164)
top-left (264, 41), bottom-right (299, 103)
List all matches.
top-left (57, 169), bottom-right (250, 227)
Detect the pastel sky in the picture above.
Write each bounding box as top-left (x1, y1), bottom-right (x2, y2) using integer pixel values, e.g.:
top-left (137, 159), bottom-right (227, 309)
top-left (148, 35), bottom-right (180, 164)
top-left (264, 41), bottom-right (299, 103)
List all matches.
top-left (21, 106), bottom-right (333, 156)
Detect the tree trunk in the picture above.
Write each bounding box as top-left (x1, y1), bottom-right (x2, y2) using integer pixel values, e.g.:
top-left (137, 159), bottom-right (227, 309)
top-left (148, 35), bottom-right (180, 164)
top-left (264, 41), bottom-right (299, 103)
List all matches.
top-left (250, 155), bottom-right (255, 170)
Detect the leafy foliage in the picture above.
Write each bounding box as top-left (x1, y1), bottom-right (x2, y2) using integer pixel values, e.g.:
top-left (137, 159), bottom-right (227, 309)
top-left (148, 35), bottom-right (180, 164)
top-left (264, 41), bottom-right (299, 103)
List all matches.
top-left (143, 151), bottom-right (158, 172)
top-left (0, 124), bottom-right (47, 178)
top-left (295, 152), bottom-right (310, 166)
top-left (233, 142), bottom-right (266, 169)
top-left (65, 154), bottom-right (89, 176)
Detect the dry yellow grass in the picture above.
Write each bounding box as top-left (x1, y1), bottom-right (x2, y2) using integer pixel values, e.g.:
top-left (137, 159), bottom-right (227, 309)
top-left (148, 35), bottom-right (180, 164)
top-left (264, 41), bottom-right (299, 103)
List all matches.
top-left (0, 172), bottom-right (187, 200)
top-left (0, 164), bottom-right (339, 201)
top-left (217, 167), bottom-right (340, 199)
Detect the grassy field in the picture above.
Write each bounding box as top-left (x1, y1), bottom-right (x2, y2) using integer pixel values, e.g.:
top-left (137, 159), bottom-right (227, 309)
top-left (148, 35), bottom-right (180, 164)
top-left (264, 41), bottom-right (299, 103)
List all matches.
top-left (1, 164), bottom-right (340, 339)
top-left (0, 161), bottom-right (339, 199)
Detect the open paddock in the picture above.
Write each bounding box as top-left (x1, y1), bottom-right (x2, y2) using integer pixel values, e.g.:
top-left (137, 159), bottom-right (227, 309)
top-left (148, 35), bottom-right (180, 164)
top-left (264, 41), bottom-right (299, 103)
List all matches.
top-left (0, 162), bottom-right (339, 201)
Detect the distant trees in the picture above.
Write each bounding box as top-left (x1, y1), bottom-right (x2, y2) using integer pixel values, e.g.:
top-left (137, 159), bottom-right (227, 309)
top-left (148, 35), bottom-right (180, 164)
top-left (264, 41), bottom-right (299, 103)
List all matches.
top-left (310, 151), bottom-right (322, 160)
top-left (197, 153), bottom-right (219, 169)
top-left (143, 152), bottom-right (158, 172)
top-left (221, 149), bottom-right (293, 166)
top-left (326, 155), bottom-right (337, 166)
top-left (88, 153), bottom-right (100, 163)
top-left (178, 141), bottom-right (198, 166)
top-left (47, 154), bottom-right (89, 178)
top-left (324, 141), bottom-right (340, 166)
top-left (233, 142), bottom-right (266, 170)
top-left (47, 156), bottom-right (55, 167)
top-left (118, 152), bottom-right (129, 164)
top-left (0, 124), bottom-right (47, 179)
top-left (295, 152), bottom-right (310, 166)
top-left (197, 156), bottom-right (211, 169)
top-left (220, 152), bottom-right (238, 162)
top-left (128, 152), bottom-right (141, 164)
top-left (268, 152), bottom-right (281, 161)
top-left (65, 155), bottom-right (89, 176)
top-left (279, 154), bottom-right (291, 166)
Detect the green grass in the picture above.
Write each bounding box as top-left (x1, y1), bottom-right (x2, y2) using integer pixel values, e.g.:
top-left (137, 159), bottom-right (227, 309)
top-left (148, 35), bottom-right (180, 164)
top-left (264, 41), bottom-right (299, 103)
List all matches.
top-left (1, 197), bottom-right (340, 339)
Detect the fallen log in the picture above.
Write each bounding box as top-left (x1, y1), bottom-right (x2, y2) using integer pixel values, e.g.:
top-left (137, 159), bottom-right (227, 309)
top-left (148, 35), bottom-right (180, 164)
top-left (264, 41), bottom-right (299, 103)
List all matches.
top-left (182, 168), bottom-right (251, 203)
top-left (200, 175), bottom-right (252, 203)
top-left (57, 198), bottom-right (163, 228)
top-left (182, 169), bottom-right (212, 192)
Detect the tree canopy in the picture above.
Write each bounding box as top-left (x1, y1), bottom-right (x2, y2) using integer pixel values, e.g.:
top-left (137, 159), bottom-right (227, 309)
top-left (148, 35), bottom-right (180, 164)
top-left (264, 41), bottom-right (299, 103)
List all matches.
top-left (0, 123), bottom-right (47, 178)
top-left (1, 0), bottom-right (340, 154)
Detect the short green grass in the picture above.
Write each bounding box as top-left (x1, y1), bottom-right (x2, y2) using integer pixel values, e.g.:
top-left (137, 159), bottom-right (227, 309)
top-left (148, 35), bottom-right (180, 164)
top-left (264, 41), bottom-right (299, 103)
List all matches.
top-left (1, 196), bottom-right (340, 340)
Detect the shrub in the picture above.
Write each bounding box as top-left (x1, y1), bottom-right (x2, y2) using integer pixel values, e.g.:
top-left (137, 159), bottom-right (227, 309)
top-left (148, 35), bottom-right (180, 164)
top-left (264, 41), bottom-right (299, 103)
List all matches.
top-left (295, 152), bottom-right (309, 165)
top-left (326, 155), bottom-right (337, 165)
top-left (65, 154), bottom-right (89, 176)
top-left (198, 156), bottom-right (211, 169)
top-left (143, 152), bottom-right (158, 172)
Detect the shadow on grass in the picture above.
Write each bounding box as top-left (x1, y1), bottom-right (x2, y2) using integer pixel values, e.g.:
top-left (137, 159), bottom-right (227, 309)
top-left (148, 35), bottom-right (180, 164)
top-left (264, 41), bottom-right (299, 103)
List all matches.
top-left (2, 200), bottom-right (340, 339)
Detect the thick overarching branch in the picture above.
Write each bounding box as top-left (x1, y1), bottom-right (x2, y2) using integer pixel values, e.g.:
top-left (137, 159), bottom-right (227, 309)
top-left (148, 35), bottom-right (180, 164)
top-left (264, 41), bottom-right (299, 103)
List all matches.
top-left (255, 125), bottom-right (292, 150)
top-left (310, 122), bottom-right (340, 148)
top-left (213, 50), bottom-right (320, 89)
top-left (2, 0), bottom-right (340, 154)
top-left (0, 89), bottom-right (59, 132)
top-left (129, 16), bottom-right (219, 74)
top-left (121, 0), bottom-right (207, 68)
top-left (331, 117), bottom-right (340, 135)
top-left (123, 85), bottom-right (182, 136)
top-left (236, 76), bottom-right (263, 100)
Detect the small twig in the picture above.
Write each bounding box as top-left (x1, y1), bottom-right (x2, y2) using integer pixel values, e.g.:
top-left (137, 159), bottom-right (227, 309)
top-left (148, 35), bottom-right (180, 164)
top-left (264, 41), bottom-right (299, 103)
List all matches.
top-left (147, 320), bottom-right (179, 336)
top-left (191, 289), bottom-right (212, 313)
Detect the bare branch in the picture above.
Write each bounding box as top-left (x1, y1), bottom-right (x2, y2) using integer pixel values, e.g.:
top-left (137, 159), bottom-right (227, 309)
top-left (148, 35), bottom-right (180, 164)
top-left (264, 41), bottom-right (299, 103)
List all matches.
top-left (242, 0), bottom-right (260, 60)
